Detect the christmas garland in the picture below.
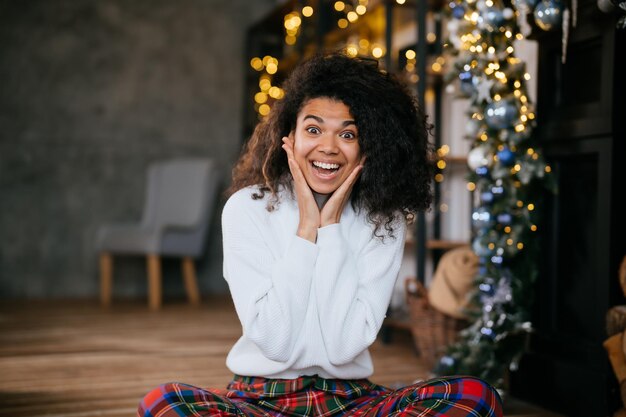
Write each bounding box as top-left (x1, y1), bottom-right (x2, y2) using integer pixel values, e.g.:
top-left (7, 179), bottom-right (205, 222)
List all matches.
top-left (432, 0), bottom-right (561, 388)
top-left (258, 0), bottom-right (570, 389)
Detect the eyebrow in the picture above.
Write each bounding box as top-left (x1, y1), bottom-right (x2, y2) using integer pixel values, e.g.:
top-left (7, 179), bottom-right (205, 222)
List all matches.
top-left (303, 114), bottom-right (356, 127)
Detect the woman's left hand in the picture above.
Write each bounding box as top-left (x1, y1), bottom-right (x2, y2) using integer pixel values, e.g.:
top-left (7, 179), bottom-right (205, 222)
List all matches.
top-left (320, 156), bottom-right (365, 227)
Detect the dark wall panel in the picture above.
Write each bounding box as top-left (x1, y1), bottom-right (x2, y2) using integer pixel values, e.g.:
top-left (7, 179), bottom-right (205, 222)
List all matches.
top-left (0, 0), bottom-right (275, 299)
top-left (509, 0), bottom-right (625, 415)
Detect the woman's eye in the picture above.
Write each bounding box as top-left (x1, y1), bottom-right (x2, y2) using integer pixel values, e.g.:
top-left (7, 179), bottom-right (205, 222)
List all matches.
top-left (340, 131), bottom-right (356, 139)
top-left (306, 127), bottom-right (320, 134)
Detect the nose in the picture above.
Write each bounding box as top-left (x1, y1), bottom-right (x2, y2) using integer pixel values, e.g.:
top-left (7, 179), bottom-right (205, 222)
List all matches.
top-left (317, 133), bottom-right (339, 154)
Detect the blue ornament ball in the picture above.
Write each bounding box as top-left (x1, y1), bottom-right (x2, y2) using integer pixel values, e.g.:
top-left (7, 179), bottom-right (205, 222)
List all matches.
top-left (459, 71), bottom-right (475, 96)
top-left (490, 184), bottom-right (505, 197)
top-left (439, 355), bottom-right (455, 367)
top-left (433, 355), bottom-right (456, 375)
top-left (475, 166), bottom-right (490, 177)
top-left (452, 5), bottom-right (465, 19)
top-left (482, 9), bottom-right (505, 31)
top-left (491, 255), bottom-right (504, 266)
top-left (480, 191), bottom-right (494, 204)
top-left (479, 282), bottom-right (495, 296)
top-left (497, 147), bottom-right (516, 166)
top-left (472, 207), bottom-right (492, 229)
top-left (480, 327), bottom-right (496, 339)
top-left (534, 0), bottom-right (563, 31)
top-left (497, 213), bottom-right (513, 225)
top-left (485, 101), bottom-right (519, 130)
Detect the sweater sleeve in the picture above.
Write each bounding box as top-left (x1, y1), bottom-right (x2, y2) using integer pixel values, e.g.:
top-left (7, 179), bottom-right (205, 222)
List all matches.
top-left (313, 218), bottom-right (406, 365)
top-left (222, 192), bottom-right (318, 362)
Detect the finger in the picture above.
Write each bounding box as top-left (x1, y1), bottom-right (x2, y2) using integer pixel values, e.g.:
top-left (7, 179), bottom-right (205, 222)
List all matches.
top-left (284, 148), bottom-right (313, 200)
top-left (337, 164), bottom-right (363, 195)
top-left (285, 154), bottom-right (304, 182)
top-left (282, 137), bottom-right (295, 160)
top-left (325, 164), bottom-right (362, 210)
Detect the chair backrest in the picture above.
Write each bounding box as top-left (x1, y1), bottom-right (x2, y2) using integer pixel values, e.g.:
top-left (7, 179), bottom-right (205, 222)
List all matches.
top-left (141, 158), bottom-right (216, 230)
top-left (139, 157), bottom-right (221, 258)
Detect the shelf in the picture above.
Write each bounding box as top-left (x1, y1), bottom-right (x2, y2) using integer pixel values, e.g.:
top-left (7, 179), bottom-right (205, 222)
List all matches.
top-left (405, 238), bottom-right (468, 250)
top-left (441, 155), bottom-right (467, 165)
top-left (426, 239), bottom-right (468, 250)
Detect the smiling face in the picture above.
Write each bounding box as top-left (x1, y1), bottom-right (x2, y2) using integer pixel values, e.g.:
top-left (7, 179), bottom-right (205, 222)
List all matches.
top-left (292, 97), bottom-right (362, 196)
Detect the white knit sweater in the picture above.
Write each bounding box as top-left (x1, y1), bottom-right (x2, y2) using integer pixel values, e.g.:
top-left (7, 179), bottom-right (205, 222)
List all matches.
top-left (221, 186), bottom-right (407, 379)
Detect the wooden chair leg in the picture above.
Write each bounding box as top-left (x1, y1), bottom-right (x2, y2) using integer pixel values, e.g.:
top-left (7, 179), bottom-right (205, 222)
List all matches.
top-left (147, 254), bottom-right (162, 310)
top-left (182, 257), bottom-right (201, 306)
top-left (99, 252), bottom-right (113, 307)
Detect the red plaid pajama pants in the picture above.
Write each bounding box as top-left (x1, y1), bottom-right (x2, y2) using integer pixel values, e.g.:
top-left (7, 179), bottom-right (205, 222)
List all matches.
top-left (138, 374), bottom-right (502, 417)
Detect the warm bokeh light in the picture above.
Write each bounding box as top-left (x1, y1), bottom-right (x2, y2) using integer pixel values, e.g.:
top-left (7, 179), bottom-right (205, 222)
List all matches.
top-left (302, 6), bottom-right (313, 17)
top-left (259, 77), bottom-right (271, 91)
top-left (346, 45), bottom-right (358, 57)
top-left (254, 92), bottom-right (268, 104)
top-left (259, 104), bottom-right (270, 116)
top-left (268, 86), bottom-right (281, 99)
top-left (250, 57), bottom-right (263, 71)
top-left (266, 62), bottom-right (278, 74)
top-left (371, 46), bottom-right (384, 58)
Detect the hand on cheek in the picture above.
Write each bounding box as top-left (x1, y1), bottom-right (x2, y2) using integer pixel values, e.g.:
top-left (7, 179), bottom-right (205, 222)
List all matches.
top-left (282, 136), bottom-right (320, 242)
top-left (320, 161), bottom-right (364, 227)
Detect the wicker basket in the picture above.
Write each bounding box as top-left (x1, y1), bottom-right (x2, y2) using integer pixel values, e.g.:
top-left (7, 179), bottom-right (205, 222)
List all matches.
top-left (404, 277), bottom-right (468, 371)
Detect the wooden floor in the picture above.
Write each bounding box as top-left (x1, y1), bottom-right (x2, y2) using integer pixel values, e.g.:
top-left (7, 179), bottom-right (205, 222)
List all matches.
top-left (0, 297), bottom-right (563, 417)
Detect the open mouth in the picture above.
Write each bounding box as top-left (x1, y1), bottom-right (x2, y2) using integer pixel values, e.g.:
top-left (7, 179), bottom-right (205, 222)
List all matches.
top-left (312, 161), bottom-right (340, 177)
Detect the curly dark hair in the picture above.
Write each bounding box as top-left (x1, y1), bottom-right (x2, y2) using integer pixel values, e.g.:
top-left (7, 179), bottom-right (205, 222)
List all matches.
top-left (228, 51), bottom-right (434, 236)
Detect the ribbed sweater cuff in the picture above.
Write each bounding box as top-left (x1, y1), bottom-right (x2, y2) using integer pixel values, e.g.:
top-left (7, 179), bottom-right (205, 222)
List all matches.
top-left (316, 223), bottom-right (342, 247)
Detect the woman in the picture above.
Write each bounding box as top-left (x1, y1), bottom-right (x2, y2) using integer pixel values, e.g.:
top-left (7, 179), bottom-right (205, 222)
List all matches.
top-left (138, 52), bottom-right (503, 417)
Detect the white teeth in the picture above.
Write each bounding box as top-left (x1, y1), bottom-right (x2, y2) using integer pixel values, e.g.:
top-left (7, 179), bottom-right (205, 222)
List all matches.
top-left (313, 161), bottom-right (340, 170)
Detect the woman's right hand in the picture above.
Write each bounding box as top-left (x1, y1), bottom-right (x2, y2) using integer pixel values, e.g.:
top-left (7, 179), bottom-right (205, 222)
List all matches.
top-left (282, 136), bottom-right (320, 243)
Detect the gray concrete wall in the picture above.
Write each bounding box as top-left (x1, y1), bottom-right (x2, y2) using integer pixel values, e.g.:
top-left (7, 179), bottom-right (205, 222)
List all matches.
top-left (0, 0), bottom-right (276, 299)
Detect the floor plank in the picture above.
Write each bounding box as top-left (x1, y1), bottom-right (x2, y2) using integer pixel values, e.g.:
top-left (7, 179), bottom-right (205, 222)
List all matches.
top-left (0, 297), bottom-right (562, 416)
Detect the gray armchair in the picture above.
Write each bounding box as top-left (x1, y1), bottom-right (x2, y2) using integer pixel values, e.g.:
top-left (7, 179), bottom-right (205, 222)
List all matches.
top-left (96, 157), bottom-right (220, 309)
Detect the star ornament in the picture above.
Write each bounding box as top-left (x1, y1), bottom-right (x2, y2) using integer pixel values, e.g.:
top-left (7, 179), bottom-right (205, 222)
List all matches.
top-left (476, 76), bottom-right (495, 103)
